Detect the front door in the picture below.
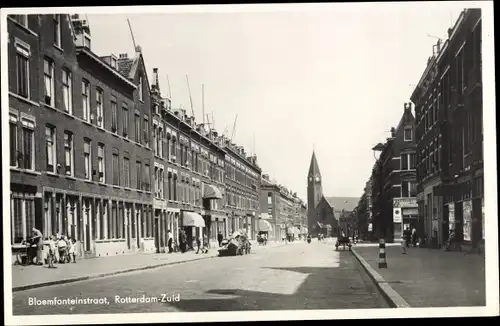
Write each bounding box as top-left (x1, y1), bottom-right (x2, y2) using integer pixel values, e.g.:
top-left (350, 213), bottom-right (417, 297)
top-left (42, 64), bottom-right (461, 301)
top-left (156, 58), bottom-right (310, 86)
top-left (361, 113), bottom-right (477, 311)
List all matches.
top-left (154, 216), bottom-right (160, 253)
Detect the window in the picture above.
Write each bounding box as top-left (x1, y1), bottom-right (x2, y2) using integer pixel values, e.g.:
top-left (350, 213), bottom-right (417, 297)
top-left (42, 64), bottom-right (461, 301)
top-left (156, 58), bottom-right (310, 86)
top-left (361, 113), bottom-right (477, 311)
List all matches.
top-left (168, 173), bottom-right (172, 200)
top-left (144, 163), bottom-right (150, 191)
top-left (61, 69), bottom-right (72, 113)
top-left (43, 58), bottom-right (55, 106)
top-left (153, 125), bottom-right (158, 155)
top-left (136, 161), bottom-right (142, 189)
top-left (138, 76), bottom-right (143, 101)
top-left (10, 114), bottom-right (18, 167)
top-left (111, 97), bottom-right (117, 132)
top-left (97, 144), bottom-right (105, 183)
top-left (122, 104), bottom-right (129, 137)
top-left (96, 88), bottom-right (103, 127)
top-left (80, 80), bottom-right (90, 121)
top-left (21, 118), bottom-right (35, 170)
top-left (83, 139), bottom-right (91, 180)
top-left (143, 116), bottom-right (149, 145)
top-left (159, 128), bottom-right (163, 158)
top-left (410, 182), bottom-right (417, 197)
top-left (16, 43), bottom-right (30, 98)
top-left (404, 127), bottom-right (412, 141)
top-left (54, 15), bottom-right (62, 48)
top-left (401, 153), bottom-right (416, 170)
top-left (45, 126), bottom-right (56, 172)
top-left (135, 113), bottom-right (141, 143)
top-left (12, 15), bottom-right (28, 27)
top-left (401, 181), bottom-right (416, 198)
top-left (64, 132), bottom-right (74, 176)
top-left (123, 158), bottom-right (130, 188)
top-left (112, 153), bottom-right (119, 185)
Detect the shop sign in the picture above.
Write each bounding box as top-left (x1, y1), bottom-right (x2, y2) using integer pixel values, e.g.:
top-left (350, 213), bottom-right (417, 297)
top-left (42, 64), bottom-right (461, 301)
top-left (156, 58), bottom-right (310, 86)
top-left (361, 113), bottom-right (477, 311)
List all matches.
top-left (393, 208), bottom-right (402, 223)
top-left (393, 198), bottom-right (417, 208)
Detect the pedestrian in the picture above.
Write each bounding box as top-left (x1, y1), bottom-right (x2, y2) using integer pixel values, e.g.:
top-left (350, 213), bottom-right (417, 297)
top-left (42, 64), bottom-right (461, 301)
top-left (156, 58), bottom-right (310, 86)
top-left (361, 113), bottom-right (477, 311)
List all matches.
top-left (47, 235), bottom-right (56, 268)
top-left (401, 227), bottom-right (410, 254)
top-left (411, 227), bottom-right (417, 247)
top-left (217, 231), bottom-right (223, 247)
top-left (31, 227), bottom-right (44, 265)
top-left (179, 230), bottom-right (187, 253)
top-left (167, 230), bottom-right (173, 253)
top-left (196, 235), bottom-right (202, 254)
top-left (69, 238), bottom-right (77, 263)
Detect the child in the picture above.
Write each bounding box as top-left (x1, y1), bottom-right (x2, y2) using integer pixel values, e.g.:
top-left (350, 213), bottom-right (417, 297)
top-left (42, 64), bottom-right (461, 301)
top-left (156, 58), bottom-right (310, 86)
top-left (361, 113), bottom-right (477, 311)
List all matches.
top-left (58, 236), bottom-right (68, 263)
top-left (47, 236), bottom-right (57, 268)
top-left (69, 238), bottom-right (77, 263)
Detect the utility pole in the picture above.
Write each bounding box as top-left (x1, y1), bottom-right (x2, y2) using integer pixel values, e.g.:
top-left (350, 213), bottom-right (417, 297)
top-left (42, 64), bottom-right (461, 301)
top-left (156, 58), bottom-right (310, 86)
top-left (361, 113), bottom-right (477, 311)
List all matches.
top-left (186, 75), bottom-right (195, 118)
top-left (230, 114), bottom-right (238, 142)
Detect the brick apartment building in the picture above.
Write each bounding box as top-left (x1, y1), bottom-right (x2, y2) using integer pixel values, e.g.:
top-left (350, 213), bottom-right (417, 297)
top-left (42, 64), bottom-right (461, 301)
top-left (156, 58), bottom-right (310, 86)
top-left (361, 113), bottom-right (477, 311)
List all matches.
top-left (260, 174), bottom-right (306, 240)
top-left (371, 103), bottom-right (417, 242)
top-left (411, 9), bottom-right (483, 248)
top-left (8, 14), bottom-right (156, 258)
top-left (224, 143), bottom-right (261, 240)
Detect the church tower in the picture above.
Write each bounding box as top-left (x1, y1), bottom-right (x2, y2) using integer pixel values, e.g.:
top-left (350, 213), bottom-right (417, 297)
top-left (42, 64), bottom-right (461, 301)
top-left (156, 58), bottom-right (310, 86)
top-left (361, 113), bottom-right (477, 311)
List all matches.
top-left (307, 150), bottom-right (323, 234)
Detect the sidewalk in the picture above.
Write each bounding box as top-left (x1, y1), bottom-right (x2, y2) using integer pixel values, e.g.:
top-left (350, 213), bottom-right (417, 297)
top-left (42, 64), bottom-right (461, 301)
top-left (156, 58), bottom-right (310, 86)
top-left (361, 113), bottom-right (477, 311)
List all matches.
top-left (352, 246), bottom-right (486, 307)
top-left (11, 239), bottom-right (295, 292)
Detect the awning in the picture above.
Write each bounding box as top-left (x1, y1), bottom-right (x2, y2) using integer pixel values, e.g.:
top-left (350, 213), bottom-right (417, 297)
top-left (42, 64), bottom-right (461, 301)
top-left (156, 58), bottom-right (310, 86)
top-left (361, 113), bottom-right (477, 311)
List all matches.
top-left (202, 184), bottom-right (223, 199)
top-left (257, 220), bottom-right (273, 232)
top-left (183, 212), bottom-right (206, 227)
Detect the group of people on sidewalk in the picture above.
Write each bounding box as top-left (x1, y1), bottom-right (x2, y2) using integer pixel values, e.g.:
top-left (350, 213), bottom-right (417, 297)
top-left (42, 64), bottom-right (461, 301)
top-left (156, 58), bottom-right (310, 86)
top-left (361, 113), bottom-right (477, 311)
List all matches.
top-left (22, 227), bottom-right (77, 268)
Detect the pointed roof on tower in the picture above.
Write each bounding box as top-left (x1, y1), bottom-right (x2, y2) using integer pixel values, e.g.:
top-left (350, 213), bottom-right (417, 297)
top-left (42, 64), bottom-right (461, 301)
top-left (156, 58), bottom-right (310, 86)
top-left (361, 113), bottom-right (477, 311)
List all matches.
top-left (308, 151), bottom-right (321, 177)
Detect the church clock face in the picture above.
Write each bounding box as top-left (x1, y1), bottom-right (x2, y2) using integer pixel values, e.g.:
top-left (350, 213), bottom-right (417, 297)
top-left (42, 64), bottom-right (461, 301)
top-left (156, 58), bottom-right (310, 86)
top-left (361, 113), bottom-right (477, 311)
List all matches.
top-left (315, 176), bottom-right (320, 182)
top-left (309, 177), bottom-right (313, 182)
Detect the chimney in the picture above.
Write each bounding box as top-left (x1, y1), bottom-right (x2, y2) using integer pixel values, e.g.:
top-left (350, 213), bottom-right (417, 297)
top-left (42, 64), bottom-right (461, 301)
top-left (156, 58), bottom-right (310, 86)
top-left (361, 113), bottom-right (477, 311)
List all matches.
top-left (242, 148), bottom-right (246, 157)
top-left (263, 174), bottom-right (269, 180)
top-left (119, 53), bottom-right (128, 60)
top-left (152, 68), bottom-right (160, 92)
top-left (212, 131), bottom-right (218, 138)
top-left (390, 127), bottom-right (396, 138)
top-left (447, 28), bottom-right (453, 37)
top-left (436, 39), bottom-right (442, 53)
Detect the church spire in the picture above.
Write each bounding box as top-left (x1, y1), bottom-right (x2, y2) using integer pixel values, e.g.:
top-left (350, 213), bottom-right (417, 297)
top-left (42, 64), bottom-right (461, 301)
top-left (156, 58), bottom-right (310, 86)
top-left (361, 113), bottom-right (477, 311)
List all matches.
top-left (308, 150), bottom-right (321, 177)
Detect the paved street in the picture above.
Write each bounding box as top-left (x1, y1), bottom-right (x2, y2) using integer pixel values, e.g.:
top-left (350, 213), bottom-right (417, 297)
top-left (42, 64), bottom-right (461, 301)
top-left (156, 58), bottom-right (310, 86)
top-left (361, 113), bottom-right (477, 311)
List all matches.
top-left (13, 240), bottom-right (388, 314)
top-left (353, 246), bottom-right (486, 307)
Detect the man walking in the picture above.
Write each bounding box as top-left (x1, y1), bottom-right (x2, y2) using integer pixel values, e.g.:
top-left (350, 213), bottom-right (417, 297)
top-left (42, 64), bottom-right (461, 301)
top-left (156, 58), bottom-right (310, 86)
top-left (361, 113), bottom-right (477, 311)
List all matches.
top-left (167, 230), bottom-right (173, 253)
top-left (401, 226), bottom-right (410, 254)
top-left (217, 231), bottom-right (223, 247)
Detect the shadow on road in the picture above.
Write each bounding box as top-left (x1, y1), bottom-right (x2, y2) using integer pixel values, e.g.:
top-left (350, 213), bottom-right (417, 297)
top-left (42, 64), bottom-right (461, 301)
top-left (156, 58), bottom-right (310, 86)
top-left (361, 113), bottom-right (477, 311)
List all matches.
top-left (163, 252), bottom-right (388, 311)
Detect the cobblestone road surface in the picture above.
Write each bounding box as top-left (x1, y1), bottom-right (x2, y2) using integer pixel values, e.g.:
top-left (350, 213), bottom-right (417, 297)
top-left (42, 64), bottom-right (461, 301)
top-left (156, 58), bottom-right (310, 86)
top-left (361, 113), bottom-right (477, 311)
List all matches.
top-left (13, 241), bottom-right (388, 314)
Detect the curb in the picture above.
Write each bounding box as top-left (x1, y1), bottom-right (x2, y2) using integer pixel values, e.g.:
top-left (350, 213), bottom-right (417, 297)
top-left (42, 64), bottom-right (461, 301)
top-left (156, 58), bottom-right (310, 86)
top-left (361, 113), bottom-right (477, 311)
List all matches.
top-left (12, 254), bottom-right (217, 293)
top-left (351, 248), bottom-right (411, 308)
top-left (12, 241), bottom-right (295, 293)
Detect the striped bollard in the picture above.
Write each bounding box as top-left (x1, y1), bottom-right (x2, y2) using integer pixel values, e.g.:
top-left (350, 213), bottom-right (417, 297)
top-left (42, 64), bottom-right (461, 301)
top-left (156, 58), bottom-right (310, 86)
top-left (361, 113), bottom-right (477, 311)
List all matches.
top-left (378, 238), bottom-right (388, 268)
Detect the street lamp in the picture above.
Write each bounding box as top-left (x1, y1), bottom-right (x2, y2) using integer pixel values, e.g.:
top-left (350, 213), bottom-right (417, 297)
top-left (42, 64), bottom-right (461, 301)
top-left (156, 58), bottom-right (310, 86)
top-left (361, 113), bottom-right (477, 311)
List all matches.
top-left (372, 143), bottom-right (385, 241)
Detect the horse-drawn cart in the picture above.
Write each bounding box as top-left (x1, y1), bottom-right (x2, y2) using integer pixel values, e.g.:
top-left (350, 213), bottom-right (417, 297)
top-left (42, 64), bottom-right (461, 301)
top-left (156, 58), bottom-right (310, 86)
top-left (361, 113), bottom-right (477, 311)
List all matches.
top-left (218, 231), bottom-right (251, 257)
top-left (335, 236), bottom-right (352, 251)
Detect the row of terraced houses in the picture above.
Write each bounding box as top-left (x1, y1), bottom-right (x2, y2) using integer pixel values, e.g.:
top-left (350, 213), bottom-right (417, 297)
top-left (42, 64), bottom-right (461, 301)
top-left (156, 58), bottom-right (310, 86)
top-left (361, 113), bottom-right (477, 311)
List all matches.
top-left (354, 9), bottom-right (483, 249)
top-left (7, 14), bottom-right (307, 260)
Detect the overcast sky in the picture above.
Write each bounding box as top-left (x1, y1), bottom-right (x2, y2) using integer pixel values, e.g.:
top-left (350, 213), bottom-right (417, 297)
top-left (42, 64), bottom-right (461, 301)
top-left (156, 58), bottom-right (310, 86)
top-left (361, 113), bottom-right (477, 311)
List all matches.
top-left (86, 2), bottom-right (469, 201)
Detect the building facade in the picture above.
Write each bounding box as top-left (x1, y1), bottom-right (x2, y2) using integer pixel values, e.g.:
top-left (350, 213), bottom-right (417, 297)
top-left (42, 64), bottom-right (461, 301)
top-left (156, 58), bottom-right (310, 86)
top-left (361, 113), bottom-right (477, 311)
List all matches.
top-left (260, 174), bottom-right (306, 240)
top-left (411, 9), bottom-right (483, 248)
top-left (371, 104), bottom-right (417, 242)
top-left (8, 14), bottom-right (157, 259)
top-left (223, 143), bottom-right (261, 240)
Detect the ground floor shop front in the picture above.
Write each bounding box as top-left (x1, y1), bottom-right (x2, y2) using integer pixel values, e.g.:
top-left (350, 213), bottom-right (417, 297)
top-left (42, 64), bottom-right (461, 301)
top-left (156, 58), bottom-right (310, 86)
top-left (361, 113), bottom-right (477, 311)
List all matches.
top-left (417, 171), bottom-right (484, 248)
